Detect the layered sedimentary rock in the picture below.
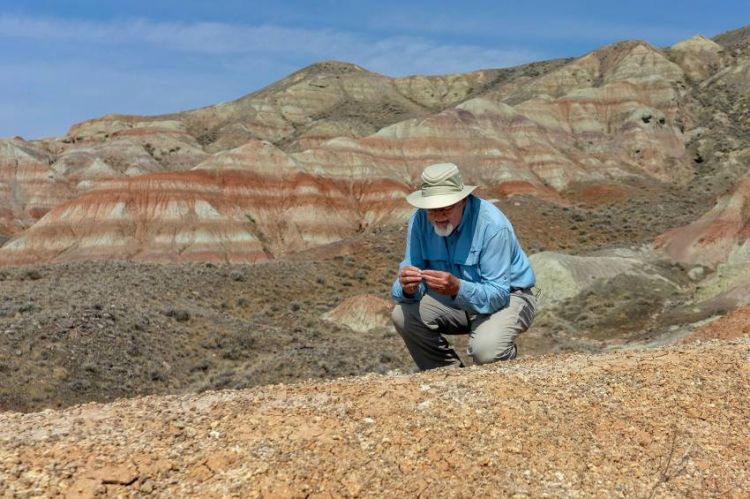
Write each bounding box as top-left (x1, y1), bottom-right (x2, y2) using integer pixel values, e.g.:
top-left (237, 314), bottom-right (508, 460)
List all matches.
top-left (67, 62), bottom-right (506, 156)
top-left (57, 119), bottom-right (209, 175)
top-left (0, 140), bottom-right (412, 265)
top-left (0, 172), bottom-right (267, 265)
top-left (2, 30), bottom-right (749, 265)
top-left (294, 91), bottom-right (687, 195)
top-left (287, 41), bottom-right (692, 197)
top-left (499, 41), bottom-right (685, 104)
top-left (655, 175), bottom-right (750, 307)
top-left (0, 138), bottom-right (74, 235)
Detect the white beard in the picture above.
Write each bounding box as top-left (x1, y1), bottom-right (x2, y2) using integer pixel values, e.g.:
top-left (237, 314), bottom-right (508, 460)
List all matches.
top-left (432, 222), bottom-right (455, 237)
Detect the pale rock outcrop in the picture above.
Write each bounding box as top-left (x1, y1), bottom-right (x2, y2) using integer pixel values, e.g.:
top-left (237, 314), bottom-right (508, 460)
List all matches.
top-left (530, 249), bottom-right (679, 305)
top-left (393, 70), bottom-right (498, 109)
top-left (500, 42), bottom-right (684, 104)
top-left (670, 35), bottom-right (725, 81)
top-left (321, 294), bottom-right (393, 332)
top-left (51, 149), bottom-right (121, 192)
top-left (691, 241), bottom-right (750, 307)
top-left (607, 43), bottom-right (685, 83)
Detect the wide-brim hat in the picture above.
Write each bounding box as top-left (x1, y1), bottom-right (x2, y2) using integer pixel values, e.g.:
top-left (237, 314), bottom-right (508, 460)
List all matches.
top-left (406, 162), bottom-right (477, 209)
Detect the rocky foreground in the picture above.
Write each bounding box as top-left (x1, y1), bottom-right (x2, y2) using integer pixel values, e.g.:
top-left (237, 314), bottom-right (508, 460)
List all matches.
top-left (1, 338), bottom-right (747, 497)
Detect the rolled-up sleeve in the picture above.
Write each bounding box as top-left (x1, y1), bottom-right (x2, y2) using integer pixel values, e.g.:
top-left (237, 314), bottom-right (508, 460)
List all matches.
top-left (453, 228), bottom-right (511, 314)
top-left (391, 213), bottom-right (427, 303)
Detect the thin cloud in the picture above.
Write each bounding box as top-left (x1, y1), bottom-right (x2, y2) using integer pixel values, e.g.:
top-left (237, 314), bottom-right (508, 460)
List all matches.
top-left (0, 60), bottom-right (250, 138)
top-left (368, 14), bottom-right (697, 47)
top-left (0, 14), bottom-right (546, 138)
top-left (0, 14), bottom-right (541, 71)
top-left (0, 15), bottom-right (351, 55)
top-left (359, 36), bottom-right (538, 75)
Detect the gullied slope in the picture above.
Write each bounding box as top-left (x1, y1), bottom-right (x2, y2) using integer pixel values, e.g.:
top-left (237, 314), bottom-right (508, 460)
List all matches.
top-left (1, 339), bottom-right (747, 497)
top-left (0, 38), bottom-right (708, 265)
top-left (293, 41), bottom-right (693, 192)
top-left (0, 138), bottom-right (73, 235)
top-left (683, 303), bottom-right (750, 342)
top-left (656, 174), bottom-right (750, 269)
top-left (66, 62), bottom-right (509, 154)
top-left (0, 140), bottom-right (411, 265)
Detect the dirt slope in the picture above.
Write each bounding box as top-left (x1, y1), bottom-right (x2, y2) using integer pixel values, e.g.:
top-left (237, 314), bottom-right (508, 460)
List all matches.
top-left (683, 303), bottom-right (750, 343)
top-left (1, 338), bottom-right (747, 497)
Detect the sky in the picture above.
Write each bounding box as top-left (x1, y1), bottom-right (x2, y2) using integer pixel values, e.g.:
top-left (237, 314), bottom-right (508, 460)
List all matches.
top-left (1, 1), bottom-right (747, 139)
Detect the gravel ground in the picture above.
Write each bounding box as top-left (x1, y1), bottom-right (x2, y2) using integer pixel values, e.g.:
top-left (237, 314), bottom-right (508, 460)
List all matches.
top-left (0, 338), bottom-right (747, 497)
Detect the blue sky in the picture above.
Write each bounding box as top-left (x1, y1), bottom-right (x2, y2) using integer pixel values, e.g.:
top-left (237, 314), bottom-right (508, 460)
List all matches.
top-left (1, 1), bottom-right (747, 139)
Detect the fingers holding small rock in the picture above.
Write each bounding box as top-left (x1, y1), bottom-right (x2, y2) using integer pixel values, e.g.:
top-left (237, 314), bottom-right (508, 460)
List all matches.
top-left (421, 270), bottom-right (459, 296)
top-left (399, 266), bottom-right (423, 295)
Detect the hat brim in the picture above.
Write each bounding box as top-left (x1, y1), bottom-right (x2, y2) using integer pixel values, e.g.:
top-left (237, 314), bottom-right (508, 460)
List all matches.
top-left (405, 185), bottom-right (477, 209)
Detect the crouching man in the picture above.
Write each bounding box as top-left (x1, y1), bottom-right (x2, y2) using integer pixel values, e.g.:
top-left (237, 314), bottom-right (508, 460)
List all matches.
top-left (391, 162), bottom-right (537, 370)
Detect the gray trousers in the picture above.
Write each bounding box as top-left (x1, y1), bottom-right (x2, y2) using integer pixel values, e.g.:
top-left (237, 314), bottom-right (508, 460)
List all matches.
top-left (391, 290), bottom-right (537, 370)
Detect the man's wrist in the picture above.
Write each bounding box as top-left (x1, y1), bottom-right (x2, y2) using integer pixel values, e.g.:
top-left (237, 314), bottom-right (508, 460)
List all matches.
top-left (450, 276), bottom-right (461, 297)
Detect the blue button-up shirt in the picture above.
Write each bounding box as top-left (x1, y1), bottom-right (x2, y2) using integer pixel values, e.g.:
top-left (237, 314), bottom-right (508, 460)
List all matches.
top-left (391, 194), bottom-right (535, 315)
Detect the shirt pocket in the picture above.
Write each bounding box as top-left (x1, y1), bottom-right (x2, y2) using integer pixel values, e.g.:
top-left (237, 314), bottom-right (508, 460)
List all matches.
top-left (457, 248), bottom-right (482, 280)
top-left (460, 247), bottom-right (481, 266)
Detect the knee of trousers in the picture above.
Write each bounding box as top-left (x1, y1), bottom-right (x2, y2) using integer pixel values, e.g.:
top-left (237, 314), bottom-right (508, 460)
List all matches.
top-left (469, 338), bottom-right (517, 365)
top-left (391, 304), bottom-right (408, 337)
top-left (391, 302), bottom-right (425, 339)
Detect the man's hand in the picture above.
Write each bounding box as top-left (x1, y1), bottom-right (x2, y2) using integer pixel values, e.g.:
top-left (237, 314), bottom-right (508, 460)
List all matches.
top-left (399, 266), bottom-right (423, 296)
top-left (422, 270), bottom-right (460, 296)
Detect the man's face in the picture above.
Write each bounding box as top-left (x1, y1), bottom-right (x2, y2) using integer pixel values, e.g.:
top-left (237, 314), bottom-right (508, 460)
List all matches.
top-left (426, 199), bottom-right (466, 237)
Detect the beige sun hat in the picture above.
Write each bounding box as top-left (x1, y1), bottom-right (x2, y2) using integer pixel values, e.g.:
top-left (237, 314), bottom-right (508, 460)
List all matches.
top-left (406, 162), bottom-right (477, 209)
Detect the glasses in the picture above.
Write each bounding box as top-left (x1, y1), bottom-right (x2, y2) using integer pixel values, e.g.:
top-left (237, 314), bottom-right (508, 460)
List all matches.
top-left (426, 201), bottom-right (462, 216)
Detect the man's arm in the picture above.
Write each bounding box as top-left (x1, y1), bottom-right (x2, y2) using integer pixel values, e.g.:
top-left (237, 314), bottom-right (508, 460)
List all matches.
top-left (391, 213), bottom-right (427, 303)
top-left (452, 228), bottom-right (512, 315)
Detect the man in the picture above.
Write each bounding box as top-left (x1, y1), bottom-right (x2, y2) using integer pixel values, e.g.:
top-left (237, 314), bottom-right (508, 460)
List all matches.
top-left (391, 162), bottom-right (537, 370)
